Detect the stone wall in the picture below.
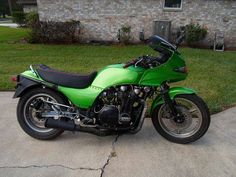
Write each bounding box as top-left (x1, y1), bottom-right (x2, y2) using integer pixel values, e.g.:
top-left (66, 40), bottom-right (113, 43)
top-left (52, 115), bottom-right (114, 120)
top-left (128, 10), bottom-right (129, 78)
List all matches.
top-left (37, 0), bottom-right (236, 47)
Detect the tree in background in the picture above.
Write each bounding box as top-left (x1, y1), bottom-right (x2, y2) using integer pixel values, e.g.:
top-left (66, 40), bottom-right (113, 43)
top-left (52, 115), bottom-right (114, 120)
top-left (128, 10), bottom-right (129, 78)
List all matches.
top-left (7, 0), bottom-right (12, 15)
top-left (0, 0), bottom-right (7, 18)
top-left (11, 0), bottom-right (23, 11)
top-left (0, 0), bottom-right (22, 18)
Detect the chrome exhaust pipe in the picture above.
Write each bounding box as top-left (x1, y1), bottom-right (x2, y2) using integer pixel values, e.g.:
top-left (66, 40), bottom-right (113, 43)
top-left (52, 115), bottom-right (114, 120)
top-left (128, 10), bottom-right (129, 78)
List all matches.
top-left (129, 102), bottom-right (147, 134)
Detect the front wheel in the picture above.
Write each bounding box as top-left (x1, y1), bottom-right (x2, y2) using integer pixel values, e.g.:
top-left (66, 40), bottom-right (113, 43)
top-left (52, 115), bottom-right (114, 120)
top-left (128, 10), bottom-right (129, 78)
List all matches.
top-left (152, 94), bottom-right (210, 144)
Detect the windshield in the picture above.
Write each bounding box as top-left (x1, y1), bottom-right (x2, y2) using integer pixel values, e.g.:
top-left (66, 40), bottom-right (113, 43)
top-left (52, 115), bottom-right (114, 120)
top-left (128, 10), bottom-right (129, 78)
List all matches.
top-left (148, 35), bottom-right (176, 52)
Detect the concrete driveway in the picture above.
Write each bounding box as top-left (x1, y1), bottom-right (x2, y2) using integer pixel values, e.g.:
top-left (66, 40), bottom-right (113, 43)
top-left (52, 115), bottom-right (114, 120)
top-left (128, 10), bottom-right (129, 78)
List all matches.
top-left (0, 92), bottom-right (235, 177)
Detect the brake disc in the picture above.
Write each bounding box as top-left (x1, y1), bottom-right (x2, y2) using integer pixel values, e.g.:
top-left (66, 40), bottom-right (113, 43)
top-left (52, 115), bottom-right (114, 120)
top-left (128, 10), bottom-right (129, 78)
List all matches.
top-left (170, 106), bottom-right (193, 129)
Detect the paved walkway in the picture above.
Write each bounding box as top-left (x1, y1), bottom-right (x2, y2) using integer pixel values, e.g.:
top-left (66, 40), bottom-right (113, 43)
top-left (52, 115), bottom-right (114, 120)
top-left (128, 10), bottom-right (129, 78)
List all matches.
top-left (0, 92), bottom-right (235, 177)
top-left (0, 23), bottom-right (18, 28)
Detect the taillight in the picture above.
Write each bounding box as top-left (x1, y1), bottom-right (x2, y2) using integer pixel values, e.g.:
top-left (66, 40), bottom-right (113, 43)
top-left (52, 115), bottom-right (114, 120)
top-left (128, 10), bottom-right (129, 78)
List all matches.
top-left (11, 75), bottom-right (18, 82)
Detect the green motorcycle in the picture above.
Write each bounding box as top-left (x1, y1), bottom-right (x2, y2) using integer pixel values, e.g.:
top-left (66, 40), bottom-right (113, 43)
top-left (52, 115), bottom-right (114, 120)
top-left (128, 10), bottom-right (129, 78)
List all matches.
top-left (13, 34), bottom-right (210, 144)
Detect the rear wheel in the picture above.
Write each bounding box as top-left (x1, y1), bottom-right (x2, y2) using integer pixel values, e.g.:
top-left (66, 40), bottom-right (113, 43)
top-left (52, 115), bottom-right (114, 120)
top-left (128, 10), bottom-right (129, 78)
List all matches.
top-left (152, 94), bottom-right (210, 144)
top-left (17, 88), bottom-right (67, 140)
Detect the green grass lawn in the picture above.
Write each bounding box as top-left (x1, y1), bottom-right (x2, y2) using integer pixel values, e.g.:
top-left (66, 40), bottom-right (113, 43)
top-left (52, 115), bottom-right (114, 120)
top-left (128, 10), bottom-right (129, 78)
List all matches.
top-left (0, 26), bottom-right (236, 114)
top-left (0, 26), bottom-right (29, 43)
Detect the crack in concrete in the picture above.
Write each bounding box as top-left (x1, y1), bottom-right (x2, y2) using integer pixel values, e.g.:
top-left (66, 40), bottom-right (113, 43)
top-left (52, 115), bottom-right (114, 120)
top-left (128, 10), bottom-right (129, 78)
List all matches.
top-left (0, 134), bottom-right (120, 176)
top-left (100, 134), bottom-right (120, 177)
top-left (0, 164), bottom-right (100, 171)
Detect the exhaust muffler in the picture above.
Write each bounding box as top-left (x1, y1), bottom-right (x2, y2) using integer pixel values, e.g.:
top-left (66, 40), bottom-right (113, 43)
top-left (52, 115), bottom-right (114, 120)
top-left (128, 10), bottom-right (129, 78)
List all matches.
top-left (45, 118), bottom-right (110, 136)
top-left (45, 118), bottom-right (76, 131)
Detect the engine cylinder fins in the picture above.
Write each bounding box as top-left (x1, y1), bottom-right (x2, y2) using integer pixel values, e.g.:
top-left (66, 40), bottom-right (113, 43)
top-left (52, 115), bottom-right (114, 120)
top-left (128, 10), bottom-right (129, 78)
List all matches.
top-left (120, 86), bottom-right (128, 91)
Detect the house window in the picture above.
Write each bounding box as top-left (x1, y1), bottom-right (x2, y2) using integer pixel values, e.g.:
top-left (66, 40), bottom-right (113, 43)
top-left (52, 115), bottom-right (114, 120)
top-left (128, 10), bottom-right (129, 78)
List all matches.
top-left (164, 0), bottom-right (182, 10)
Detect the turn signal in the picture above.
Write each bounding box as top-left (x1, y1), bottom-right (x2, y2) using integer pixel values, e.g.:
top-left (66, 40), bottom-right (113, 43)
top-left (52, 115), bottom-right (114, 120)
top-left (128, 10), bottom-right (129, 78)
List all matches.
top-left (174, 66), bottom-right (188, 73)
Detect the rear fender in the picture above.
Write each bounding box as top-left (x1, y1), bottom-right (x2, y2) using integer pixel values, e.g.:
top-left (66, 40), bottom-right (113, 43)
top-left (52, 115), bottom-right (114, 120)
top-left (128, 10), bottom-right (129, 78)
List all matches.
top-left (150, 87), bottom-right (196, 113)
top-left (13, 75), bottom-right (40, 98)
top-left (13, 75), bottom-right (57, 98)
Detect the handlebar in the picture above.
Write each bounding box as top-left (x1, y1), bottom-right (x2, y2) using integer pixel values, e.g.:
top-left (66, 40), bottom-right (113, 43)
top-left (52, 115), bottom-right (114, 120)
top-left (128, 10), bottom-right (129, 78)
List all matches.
top-left (124, 32), bottom-right (185, 68)
top-left (123, 55), bottom-right (161, 69)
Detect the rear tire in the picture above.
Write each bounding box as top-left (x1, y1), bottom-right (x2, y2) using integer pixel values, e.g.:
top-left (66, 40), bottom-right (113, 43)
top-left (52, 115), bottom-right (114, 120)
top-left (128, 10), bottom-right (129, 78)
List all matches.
top-left (17, 87), bottom-right (67, 140)
top-left (151, 94), bottom-right (210, 144)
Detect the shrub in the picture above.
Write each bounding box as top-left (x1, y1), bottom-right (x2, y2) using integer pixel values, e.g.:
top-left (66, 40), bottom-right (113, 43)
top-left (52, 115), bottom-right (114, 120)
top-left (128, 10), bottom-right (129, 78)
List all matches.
top-left (26, 11), bottom-right (39, 27)
top-left (117, 25), bottom-right (132, 44)
top-left (185, 22), bottom-right (208, 46)
top-left (26, 12), bottom-right (80, 43)
top-left (12, 11), bottom-right (26, 27)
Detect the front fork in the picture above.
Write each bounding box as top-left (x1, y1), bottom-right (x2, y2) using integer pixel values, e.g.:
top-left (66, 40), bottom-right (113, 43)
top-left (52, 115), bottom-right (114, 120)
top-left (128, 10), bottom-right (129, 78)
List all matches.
top-left (160, 83), bottom-right (183, 123)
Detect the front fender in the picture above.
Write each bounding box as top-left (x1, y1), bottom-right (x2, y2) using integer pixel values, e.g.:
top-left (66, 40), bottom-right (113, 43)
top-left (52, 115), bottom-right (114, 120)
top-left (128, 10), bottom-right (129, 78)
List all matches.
top-left (150, 87), bottom-right (196, 113)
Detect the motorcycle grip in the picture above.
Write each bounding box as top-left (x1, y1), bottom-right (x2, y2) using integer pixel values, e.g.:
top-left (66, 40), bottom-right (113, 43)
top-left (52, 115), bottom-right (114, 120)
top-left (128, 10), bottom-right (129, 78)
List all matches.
top-left (123, 59), bottom-right (137, 68)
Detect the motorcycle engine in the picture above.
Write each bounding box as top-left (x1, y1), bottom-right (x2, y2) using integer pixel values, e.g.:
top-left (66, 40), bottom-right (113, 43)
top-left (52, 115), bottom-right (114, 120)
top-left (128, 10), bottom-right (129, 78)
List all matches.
top-left (95, 85), bottom-right (149, 128)
top-left (98, 105), bottom-right (120, 126)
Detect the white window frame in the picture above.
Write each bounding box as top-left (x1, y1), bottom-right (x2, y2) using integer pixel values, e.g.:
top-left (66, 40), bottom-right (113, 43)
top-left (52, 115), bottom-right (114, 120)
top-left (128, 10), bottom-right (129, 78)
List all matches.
top-left (163, 0), bottom-right (183, 11)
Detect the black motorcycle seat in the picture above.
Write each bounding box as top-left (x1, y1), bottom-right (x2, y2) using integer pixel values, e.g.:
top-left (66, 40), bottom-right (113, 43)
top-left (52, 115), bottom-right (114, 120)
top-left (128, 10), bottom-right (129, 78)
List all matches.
top-left (36, 64), bottom-right (97, 89)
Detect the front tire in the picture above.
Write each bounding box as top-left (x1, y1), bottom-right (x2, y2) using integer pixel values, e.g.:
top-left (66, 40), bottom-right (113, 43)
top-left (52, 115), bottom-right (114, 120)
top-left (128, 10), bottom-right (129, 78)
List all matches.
top-left (17, 88), bottom-right (67, 140)
top-left (152, 94), bottom-right (210, 144)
